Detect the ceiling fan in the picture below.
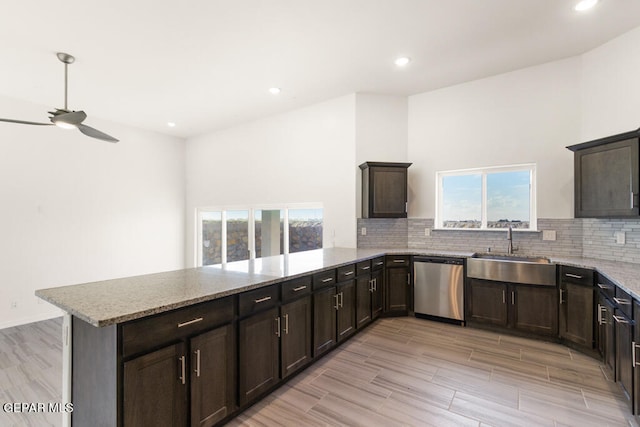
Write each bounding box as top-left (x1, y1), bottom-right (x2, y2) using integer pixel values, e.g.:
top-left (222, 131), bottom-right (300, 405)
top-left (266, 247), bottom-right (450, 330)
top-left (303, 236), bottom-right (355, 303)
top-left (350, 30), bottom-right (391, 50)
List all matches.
top-left (0, 52), bottom-right (118, 143)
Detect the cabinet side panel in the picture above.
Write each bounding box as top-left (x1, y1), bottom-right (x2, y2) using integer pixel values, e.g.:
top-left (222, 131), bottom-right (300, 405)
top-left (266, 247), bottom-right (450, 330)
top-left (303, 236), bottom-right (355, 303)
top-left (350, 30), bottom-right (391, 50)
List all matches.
top-left (72, 317), bottom-right (118, 426)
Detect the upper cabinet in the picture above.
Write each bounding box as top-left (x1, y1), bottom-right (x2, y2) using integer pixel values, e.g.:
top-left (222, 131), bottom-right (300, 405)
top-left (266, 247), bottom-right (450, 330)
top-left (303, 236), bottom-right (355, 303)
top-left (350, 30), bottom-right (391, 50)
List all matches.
top-left (567, 129), bottom-right (639, 218)
top-left (359, 161), bottom-right (412, 218)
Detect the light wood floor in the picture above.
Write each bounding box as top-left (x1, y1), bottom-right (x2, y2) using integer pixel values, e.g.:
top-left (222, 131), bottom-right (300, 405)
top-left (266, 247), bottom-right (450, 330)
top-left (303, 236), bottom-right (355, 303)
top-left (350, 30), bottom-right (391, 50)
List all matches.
top-left (1, 316), bottom-right (638, 426)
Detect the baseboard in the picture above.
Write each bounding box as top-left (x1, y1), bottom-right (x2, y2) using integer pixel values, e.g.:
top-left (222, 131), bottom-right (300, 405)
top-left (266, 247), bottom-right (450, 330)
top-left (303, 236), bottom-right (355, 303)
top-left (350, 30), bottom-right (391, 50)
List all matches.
top-left (0, 309), bottom-right (64, 330)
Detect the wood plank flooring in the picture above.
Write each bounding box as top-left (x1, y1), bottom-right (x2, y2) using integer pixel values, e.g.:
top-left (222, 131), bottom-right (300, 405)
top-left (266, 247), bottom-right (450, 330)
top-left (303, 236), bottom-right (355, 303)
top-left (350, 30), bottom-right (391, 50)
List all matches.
top-left (228, 317), bottom-right (638, 427)
top-left (0, 316), bottom-right (638, 426)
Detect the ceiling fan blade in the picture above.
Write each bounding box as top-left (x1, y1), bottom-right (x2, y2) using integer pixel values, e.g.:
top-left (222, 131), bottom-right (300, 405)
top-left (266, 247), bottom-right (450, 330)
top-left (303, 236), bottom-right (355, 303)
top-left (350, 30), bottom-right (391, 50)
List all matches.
top-left (77, 124), bottom-right (119, 143)
top-left (0, 117), bottom-right (53, 126)
top-left (51, 110), bottom-right (87, 126)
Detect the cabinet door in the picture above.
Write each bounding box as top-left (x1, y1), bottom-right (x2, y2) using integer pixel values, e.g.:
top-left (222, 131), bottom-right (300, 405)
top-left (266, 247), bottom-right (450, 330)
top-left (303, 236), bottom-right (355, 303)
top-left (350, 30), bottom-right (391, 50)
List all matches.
top-left (371, 269), bottom-right (383, 320)
top-left (190, 324), bottom-right (235, 427)
top-left (337, 280), bottom-right (356, 342)
top-left (313, 286), bottom-right (337, 357)
top-left (575, 137), bottom-right (639, 217)
top-left (597, 294), bottom-right (616, 379)
top-left (511, 285), bottom-right (558, 336)
top-left (466, 279), bottom-right (508, 326)
top-left (615, 310), bottom-right (633, 409)
top-left (356, 274), bottom-right (372, 328)
top-left (281, 296), bottom-right (312, 379)
top-left (559, 282), bottom-right (594, 348)
top-left (123, 343), bottom-right (187, 427)
top-left (385, 267), bottom-right (409, 315)
top-left (238, 307), bottom-right (280, 406)
top-left (369, 166), bottom-right (408, 218)
top-left (633, 301), bottom-right (640, 415)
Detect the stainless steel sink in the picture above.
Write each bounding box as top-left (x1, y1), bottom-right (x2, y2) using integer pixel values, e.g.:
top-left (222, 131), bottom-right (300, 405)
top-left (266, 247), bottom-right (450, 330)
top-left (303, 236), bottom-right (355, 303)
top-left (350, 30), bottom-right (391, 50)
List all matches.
top-left (467, 253), bottom-right (556, 286)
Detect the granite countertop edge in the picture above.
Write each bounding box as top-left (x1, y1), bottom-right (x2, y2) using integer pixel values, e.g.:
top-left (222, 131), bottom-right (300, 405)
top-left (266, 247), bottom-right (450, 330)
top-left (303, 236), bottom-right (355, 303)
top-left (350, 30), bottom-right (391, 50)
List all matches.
top-left (35, 248), bottom-right (638, 327)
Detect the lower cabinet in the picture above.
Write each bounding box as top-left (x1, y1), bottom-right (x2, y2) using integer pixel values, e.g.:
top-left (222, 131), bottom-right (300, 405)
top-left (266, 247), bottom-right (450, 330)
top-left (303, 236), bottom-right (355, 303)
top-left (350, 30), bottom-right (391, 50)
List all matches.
top-left (313, 279), bottom-right (357, 357)
top-left (238, 306), bottom-right (280, 406)
top-left (280, 296), bottom-right (312, 379)
top-left (614, 288), bottom-right (634, 410)
top-left (123, 324), bottom-right (235, 427)
top-left (466, 279), bottom-right (557, 336)
top-left (633, 300), bottom-right (640, 415)
top-left (371, 268), bottom-right (384, 320)
top-left (596, 292), bottom-right (616, 379)
top-left (337, 279), bottom-right (356, 341)
top-left (123, 342), bottom-right (187, 426)
top-left (356, 273), bottom-right (372, 328)
top-left (385, 256), bottom-right (411, 315)
top-left (559, 266), bottom-right (594, 349)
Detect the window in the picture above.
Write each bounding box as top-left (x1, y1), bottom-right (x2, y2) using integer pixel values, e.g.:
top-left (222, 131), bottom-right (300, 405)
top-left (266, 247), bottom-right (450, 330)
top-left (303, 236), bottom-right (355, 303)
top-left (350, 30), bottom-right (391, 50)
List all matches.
top-left (197, 205), bottom-right (323, 266)
top-left (436, 164), bottom-right (536, 230)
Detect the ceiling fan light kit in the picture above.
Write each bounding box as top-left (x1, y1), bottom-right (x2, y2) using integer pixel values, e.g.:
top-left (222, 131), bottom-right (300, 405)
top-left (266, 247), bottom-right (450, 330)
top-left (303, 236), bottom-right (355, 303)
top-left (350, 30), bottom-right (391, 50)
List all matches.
top-left (0, 52), bottom-right (119, 143)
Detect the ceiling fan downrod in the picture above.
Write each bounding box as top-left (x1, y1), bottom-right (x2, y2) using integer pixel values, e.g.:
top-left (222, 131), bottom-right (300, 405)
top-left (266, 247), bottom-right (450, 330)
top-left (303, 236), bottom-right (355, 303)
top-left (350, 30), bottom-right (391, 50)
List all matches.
top-left (56, 52), bottom-right (75, 111)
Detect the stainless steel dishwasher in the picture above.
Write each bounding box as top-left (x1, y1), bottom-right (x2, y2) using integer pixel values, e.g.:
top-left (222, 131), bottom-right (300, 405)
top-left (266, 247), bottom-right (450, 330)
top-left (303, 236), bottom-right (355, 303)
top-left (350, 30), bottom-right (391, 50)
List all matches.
top-left (414, 256), bottom-right (464, 323)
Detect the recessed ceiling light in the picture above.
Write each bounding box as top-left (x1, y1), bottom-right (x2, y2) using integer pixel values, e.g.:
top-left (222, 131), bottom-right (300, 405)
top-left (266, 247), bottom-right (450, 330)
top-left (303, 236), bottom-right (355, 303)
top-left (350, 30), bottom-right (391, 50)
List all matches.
top-left (394, 57), bottom-right (411, 67)
top-left (167, 122), bottom-right (176, 127)
top-left (574, 0), bottom-right (598, 11)
top-left (269, 87), bottom-right (281, 95)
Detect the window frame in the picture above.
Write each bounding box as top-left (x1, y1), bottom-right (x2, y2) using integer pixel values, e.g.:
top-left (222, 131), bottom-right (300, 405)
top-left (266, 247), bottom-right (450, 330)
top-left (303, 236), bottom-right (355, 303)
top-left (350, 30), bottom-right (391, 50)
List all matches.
top-left (435, 163), bottom-right (537, 231)
top-left (196, 203), bottom-right (323, 266)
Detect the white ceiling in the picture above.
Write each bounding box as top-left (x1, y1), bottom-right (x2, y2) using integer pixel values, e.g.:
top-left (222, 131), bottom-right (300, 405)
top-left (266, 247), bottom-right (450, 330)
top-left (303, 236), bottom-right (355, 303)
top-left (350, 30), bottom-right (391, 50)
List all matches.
top-left (1, 0), bottom-right (640, 139)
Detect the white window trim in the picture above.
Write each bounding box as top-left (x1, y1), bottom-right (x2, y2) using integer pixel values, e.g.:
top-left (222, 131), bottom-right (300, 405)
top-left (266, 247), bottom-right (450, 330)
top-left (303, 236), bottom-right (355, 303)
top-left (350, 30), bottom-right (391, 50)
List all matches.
top-left (435, 163), bottom-right (537, 231)
top-left (196, 203), bottom-right (324, 266)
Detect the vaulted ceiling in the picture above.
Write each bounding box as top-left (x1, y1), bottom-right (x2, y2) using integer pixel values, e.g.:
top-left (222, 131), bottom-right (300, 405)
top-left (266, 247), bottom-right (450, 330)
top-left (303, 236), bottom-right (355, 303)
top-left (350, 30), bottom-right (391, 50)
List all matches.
top-left (2, 0), bottom-right (640, 138)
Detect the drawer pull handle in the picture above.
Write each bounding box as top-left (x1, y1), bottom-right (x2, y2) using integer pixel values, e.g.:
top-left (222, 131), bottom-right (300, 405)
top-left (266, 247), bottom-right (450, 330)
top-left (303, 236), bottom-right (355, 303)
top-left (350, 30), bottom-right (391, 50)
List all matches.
top-left (322, 277), bottom-right (334, 283)
top-left (254, 296), bottom-right (272, 304)
top-left (275, 317), bottom-right (281, 337)
top-left (559, 289), bottom-right (565, 305)
top-left (613, 315), bottom-right (629, 324)
top-left (565, 273), bottom-right (583, 279)
top-left (178, 356), bottom-right (186, 385)
top-left (283, 314), bottom-right (289, 335)
top-left (393, 259), bottom-right (405, 263)
top-left (633, 341), bottom-right (640, 368)
top-left (597, 283), bottom-right (612, 290)
top-left (177, 317), bottom-right (203, 328)
top-left (334, 294), bottom-right (340, 310)
top-left (375, 262), bottom-right (384, 266)
top-left (613, 297), bottom-right (631, 305)
top-left (361, 266), bottom-right (371, 270)
top-left (292, 285), bottom-right (307, 292)
top-left (194, 349), bottom-right (201, 377)
top-left (344, 271), bottom-right (355, 276)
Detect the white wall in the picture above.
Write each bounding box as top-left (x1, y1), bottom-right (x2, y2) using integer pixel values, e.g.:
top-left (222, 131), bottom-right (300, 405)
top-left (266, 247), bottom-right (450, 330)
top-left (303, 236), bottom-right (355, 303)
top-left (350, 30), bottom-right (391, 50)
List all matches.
top-left (581, 26), bottom-right (640, 141)
top-left (0, 96), bottom-right (185, 328)
top-left (408, 57), bottom-right (582, 220)
top-left (184, 95), bottom-right (357, 267)
top-left (355, 93), bottom-right (408, 217)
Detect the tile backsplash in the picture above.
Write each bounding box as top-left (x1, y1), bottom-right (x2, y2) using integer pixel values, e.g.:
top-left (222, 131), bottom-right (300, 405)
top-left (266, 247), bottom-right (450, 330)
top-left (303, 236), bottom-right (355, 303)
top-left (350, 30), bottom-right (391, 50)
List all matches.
top-left (357, 217), bottom-right (640, 264)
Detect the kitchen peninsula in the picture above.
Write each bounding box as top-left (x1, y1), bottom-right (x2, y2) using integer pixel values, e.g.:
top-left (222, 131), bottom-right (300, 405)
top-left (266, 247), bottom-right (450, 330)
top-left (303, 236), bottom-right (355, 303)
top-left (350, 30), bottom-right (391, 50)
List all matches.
top-left (36, 247), bottom-right (640, 426)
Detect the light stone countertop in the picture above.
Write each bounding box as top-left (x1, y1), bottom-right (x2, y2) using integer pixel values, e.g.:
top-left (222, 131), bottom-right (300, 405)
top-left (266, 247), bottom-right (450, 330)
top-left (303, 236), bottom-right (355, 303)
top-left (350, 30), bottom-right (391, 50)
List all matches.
top-left (36, 247), bottom-right (638, 328)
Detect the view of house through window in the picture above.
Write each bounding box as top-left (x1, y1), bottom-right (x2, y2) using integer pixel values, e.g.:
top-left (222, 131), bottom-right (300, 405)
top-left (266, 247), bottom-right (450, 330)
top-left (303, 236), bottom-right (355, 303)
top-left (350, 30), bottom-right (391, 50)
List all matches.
top-left (437, 164), bottom-right (535, 230)
top-left (199, 206), bottom-right (323, 266)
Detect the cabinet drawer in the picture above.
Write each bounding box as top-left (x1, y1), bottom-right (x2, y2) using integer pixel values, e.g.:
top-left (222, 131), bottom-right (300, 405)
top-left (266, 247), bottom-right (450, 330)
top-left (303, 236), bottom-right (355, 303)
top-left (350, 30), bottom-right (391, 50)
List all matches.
top-left (386, 255), bottom-right (410, 267)
top-left (614, 287), bottom-right (633, 318)
top-left (356, 260), bottom-right (372, 275)
top-left (312, 270), bottom-right (336, 290)
top-left (239, 284), bottom-right (280, 317)
top-left (281, 276), bottom-right (311, 302)
top-left (596, 273), bottom-right (616, 300)
top-left (337, 264), bottom-right (356, 282)
top-left (371, 257), bottom-right (385, 271)
top-left (559, 265), bottom-right (594, 287)
top-left (121, 296), bottom-right (234, 358)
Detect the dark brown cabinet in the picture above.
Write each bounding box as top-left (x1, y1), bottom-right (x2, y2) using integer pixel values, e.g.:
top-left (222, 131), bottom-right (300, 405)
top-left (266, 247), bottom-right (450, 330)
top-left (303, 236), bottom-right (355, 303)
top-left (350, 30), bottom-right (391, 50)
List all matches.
top-left (356, 272), bottom-right (373, 328)
top-left (123, 342), bottom-right (187, 427)
top-left (466, 279), bottom-right (557, 337)
top-left (632, 300), bottom-right (640, 415)
top-left (359, 161), bottom-right (411, 218)
top-left (568, 129), bottom-right (639, 218)
top-left (559, 266), bottom-right (594, 349)
top-left (190, 325), bottom-right (236, 427)
top-left (385, 256), bottom-right (411, 315)
top-left (313, 285), bottom-right (337, 357)
top-left (596, 291), bottom-right (616, 379)
top-left (280, 295), bottom-right (312, 379)
top-left (614, 287), bottom-right (634, 410)
top-left (238, 306), bottom-right (280, 406)
top-left (371, 267), bottom-right (384, 320)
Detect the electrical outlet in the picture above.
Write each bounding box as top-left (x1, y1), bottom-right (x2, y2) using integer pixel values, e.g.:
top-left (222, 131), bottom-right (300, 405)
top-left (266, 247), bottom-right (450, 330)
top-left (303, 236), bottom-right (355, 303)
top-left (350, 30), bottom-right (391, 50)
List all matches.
top-left (542, 230), bottom-right (556, 241)
top-left (615, 231), bottom-right (626, 245)
top-left (424, 228), bottom-right (431, 236)
top-left (361, 227), bottom-right (367, 236)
